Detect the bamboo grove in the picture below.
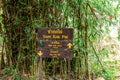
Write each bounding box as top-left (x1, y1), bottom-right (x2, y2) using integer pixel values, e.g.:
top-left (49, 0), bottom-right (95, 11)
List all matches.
top-left (0, 0), bottom-right (118, 80)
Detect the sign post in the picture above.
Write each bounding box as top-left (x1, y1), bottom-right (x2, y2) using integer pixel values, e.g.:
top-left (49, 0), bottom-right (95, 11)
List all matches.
top-left (39, 57), bottom-right (42, 80)
top-left (37, 28), bottom-right (73, 80)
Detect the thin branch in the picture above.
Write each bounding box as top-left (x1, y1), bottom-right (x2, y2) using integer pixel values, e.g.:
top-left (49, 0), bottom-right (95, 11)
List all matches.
top-left (88, 3), bottom-right (98, 19)
top-left (89, 39), bottom-right (104, 68)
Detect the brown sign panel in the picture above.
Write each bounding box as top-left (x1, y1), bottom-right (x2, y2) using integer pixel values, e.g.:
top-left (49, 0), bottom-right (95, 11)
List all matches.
top-left (37, 28), bottom-right (73, 58)
top-left (37, 49), bottom-right (72, 58)
top-left (38, 28), bottom-right (73, 40)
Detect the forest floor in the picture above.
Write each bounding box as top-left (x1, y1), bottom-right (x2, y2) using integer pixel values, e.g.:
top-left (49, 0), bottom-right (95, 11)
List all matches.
top-left (0, 45), bottom-right (120, 80)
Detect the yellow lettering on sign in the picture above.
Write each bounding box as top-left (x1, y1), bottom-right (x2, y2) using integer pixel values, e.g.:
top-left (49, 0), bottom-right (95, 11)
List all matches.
top-left (57, 45), bottom-right (62, 47)
top-left (43, 35), bottom-right (51, 39)
top-left (47, 29), bottom-right (62, 34)
top-left (51, 41), bottom-right (60, 44)
top-left (48, 44), bottom-right (52, 47)
top-left (50, 50), bottom-right (58, 53)
top-left (53, 35), bottom-right (60, 39)
top-left (62, 35), bottom-right (68, 39)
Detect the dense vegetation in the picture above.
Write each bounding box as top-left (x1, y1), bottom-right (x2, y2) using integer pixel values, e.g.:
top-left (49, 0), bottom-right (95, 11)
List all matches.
top-left (0, 0), bottom-right (120, 80)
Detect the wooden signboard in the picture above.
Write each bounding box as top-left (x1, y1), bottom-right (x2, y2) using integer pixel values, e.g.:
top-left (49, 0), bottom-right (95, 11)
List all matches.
top-left (37, 28), bottom-right (73, 80)
top-left (37, 28), bottom-right (73, 59)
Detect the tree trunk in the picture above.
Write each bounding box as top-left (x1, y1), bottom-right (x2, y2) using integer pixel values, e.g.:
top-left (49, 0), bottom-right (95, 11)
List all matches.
top-left (2, 0), bottom-right (39, 73)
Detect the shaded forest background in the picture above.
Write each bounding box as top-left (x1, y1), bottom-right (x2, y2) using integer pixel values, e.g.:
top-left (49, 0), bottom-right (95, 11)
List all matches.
top-left (0, 0), bottom-right (120, 80)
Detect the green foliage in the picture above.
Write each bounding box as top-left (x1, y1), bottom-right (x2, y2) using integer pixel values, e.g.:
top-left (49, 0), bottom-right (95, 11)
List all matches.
top-left (2, 66), bottom-right (39, 80)
top-left (30, 76), bottom-right (38, 80)
top-left (102, 69), bottom-right (111, 78)
top-left (1, 0), bottom-right (120, 80)
top-left (2, 66), bottom-right (11, 74)
top-left (39, 40), bottom-right (43, 47)
top-left (49, 77), bottom-right (54, 80)
top-left (118, 28), bottom-right (120, 41)
top-left (102, 62), bottom-right (116, 79)
top-left (13, 75), bottom-right (23, 80)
